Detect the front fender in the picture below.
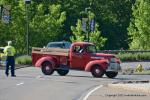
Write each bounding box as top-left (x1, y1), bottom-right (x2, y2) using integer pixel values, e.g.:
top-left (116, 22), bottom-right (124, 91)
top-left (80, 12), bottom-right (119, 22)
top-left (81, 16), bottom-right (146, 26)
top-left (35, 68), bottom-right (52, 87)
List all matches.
top-left (85, 59), bottom-right (109, 72)
top-left (35, 56), bottom-right (56, 67)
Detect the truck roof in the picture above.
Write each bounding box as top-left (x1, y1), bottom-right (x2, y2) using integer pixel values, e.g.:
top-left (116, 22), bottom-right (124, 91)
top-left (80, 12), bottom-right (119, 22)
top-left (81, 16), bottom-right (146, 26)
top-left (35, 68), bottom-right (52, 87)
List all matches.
top-left (72, 42), bottom-right (94, 46)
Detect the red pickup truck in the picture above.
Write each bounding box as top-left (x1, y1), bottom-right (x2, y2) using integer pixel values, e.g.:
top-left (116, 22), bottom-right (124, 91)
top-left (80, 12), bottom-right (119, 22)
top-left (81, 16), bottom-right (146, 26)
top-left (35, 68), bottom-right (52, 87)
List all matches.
top-left (32, 42), bottom-right (121, 78)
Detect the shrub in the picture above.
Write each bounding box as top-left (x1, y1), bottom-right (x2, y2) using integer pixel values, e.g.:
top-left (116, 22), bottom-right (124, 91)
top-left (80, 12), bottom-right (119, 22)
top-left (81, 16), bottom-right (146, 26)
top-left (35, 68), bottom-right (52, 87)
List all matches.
top-left (16, 55), bottom-right (32, 65)
top-left (116, 52), bottom-right (150, 61)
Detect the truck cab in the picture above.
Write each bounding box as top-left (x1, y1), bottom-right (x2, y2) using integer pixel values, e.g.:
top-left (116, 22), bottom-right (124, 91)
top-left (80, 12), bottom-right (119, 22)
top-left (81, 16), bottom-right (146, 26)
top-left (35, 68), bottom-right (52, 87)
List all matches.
top-left (32, 42), bottom-right (121, 78)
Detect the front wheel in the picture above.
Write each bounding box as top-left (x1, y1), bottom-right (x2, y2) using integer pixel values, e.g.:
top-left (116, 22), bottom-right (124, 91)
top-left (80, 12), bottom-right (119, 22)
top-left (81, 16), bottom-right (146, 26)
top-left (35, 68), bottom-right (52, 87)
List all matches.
top-left (91, 65), bottom-right (104, 78)
top-left (41, 61), bottom-right (54, 75)
top-left (105, 71), bottom-right (118, 78)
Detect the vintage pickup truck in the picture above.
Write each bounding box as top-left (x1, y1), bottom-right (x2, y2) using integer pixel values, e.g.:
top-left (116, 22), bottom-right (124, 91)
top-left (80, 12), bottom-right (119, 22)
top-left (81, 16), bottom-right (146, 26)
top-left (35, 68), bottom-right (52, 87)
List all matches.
top-left (32, 42), bottom-right (121, 78)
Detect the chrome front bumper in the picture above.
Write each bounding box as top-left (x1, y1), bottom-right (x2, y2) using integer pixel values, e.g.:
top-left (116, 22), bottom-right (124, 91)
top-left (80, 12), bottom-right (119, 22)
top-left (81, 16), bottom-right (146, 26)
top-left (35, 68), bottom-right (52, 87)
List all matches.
top-left (106, 62), bottom-right (121, 72)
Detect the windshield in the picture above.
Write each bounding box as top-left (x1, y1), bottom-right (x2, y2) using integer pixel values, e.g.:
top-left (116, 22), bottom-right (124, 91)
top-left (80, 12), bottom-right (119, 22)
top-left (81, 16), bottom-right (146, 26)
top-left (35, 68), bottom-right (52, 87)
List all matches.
top-left (47, 43), bottom-right (63, 48)
top-left (86, 45), bottom-right (97, 53)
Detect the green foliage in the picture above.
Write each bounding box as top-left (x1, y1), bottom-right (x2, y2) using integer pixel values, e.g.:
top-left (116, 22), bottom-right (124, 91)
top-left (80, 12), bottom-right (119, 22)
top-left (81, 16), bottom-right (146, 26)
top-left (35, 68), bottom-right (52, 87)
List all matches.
top-left (15, 55), bottom-right (32, 65)
top-left (30, 4), bottom-right (66, 47)
top-left (1, 0), bottom-right (147, 54)
top-left (128, 0), bottom-right (150, 50)
top-left (70, 19), bottom-right (85, 42)
top-left (116, 52), bottom-right (150, 61)
top-left (51, 0), bottom-right (134, 50)
top-left (0, 0), bottom-right (66, 54)
top-left (70, 11), bottom-right (107, 49)
top-left (90, 24), bottom-right (107, 50)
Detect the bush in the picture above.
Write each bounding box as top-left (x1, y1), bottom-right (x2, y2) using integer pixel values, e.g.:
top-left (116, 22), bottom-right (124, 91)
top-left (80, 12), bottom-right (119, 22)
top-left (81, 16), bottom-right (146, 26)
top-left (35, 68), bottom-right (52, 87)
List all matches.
top-left (16, 55), bottom-right (32, 65)
top-left (116, 52), bottom-right (150, 61)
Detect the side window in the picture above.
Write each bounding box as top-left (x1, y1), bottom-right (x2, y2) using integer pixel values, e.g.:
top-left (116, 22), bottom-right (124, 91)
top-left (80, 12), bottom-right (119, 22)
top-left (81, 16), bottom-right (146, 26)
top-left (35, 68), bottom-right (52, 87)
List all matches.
top-left (86, 45), bottom-right (96, 53)
top-left (73, 46), bottom-right (83, 53)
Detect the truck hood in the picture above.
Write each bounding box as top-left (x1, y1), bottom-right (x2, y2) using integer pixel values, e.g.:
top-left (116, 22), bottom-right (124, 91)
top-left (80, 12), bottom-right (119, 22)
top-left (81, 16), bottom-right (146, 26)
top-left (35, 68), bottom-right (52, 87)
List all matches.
top-left (91, 53), bottom-right (115, 59)
top-left (95, 53), bottom-right (114, 57)
top-left (91, 53), bottom-right (120, 64)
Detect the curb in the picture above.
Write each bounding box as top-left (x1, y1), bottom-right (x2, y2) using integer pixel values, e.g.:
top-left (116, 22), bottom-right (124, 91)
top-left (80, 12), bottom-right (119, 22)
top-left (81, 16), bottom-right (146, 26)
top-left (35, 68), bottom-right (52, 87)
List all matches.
top-left (108, 83), bottom-right (150, 94)
top-left (0, 65), bottom-right (31, 70)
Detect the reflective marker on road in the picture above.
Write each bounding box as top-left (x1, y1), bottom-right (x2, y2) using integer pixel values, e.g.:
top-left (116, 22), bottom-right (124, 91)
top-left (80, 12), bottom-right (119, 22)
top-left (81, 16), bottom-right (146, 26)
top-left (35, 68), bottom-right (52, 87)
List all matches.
top-left (16, 82), bottom-right (24, 86)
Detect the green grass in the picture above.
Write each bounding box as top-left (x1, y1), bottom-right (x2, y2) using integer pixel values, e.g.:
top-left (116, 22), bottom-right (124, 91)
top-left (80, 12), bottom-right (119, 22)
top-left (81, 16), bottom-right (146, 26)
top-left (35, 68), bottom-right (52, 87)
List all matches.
top-left (15, 55), bottom-right (32, 65)
top-left (134, 70), bottom-right (150, 75)
top-left (116, 52), bottom-right (150, 61)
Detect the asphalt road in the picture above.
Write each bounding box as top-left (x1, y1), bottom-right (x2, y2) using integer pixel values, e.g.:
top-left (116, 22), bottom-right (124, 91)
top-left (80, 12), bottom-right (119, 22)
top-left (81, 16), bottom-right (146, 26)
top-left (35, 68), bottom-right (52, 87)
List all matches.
top-left (0, 65), bottom-right (150, 100)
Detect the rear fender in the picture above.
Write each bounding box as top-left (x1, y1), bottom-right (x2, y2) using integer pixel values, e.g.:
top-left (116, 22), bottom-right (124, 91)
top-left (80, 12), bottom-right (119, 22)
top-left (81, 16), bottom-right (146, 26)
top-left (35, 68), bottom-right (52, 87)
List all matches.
top-left (85, 60), bottom-right (109, 72)
top-left (35, 56), bottom-right (56, 68)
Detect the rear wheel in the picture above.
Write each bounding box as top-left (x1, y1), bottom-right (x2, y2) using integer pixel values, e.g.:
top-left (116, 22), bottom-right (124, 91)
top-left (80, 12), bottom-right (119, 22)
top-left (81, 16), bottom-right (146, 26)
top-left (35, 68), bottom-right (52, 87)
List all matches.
top-left (91, 65), bottom-right (104, 78)
top-left (41, 61), bottom-right (54, 75)
top-left (57, 69), bottom-right (69, 76)
top-left (105, 71), bottom-right (118, 78)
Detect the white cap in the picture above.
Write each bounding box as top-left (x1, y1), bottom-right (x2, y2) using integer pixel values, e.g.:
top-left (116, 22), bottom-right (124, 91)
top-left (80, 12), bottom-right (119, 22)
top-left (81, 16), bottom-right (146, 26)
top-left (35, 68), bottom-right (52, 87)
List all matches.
top-left (8, 41), bottom-right (12, 46)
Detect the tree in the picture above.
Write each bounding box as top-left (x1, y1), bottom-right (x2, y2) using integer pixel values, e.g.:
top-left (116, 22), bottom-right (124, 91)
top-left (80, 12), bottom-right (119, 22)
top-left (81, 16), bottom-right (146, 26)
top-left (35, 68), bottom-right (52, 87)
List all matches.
top-left (128, 0), bottom-right (150, 50)
top-left (70, 19), bottom-right (85, 42)
top-left (90, 24), bottom-right (107, 50)
top-left (0, 0), bottom-right (66, 54)
top-left (30, 4), bottom-right (66, 47)
top-left (70, 12), bottom-right (107, 49)
top-left (52, 0), bottom-right (134, 50)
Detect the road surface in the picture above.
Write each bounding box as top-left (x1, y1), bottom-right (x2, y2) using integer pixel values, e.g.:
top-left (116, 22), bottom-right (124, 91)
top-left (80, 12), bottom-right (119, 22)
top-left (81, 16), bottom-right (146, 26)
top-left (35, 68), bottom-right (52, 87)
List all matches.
top-left (0, 66), bottom-right (150, 100)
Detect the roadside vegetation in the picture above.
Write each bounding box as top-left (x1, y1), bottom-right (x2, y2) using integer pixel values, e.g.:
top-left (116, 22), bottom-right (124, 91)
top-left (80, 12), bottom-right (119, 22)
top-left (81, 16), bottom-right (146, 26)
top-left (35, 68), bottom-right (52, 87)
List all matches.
top-left (116, 52), bottom-right (150, 62)
top-left (15, 55), bottom-right (32, 65)
top-left (134, 70), bottom-right (150, 75)
top-left (1, 0), bottom-right (150, 54)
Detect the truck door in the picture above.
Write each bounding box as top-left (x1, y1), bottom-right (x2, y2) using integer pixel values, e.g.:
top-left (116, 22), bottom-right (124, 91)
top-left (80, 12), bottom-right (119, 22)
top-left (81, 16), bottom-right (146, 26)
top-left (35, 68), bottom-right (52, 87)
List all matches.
top-left (70, 45), bottom-right (86, 70)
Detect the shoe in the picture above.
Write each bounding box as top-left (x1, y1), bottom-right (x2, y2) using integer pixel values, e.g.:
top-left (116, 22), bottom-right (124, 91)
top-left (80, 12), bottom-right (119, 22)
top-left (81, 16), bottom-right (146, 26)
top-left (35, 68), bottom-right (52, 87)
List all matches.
top-left (11, 75), bottom-right (16, 77)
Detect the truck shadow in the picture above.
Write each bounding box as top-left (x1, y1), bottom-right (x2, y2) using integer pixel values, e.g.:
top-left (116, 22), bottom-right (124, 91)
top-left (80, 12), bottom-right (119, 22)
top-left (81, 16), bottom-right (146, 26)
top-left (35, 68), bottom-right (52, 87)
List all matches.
top-left (53, 74), bottom-right (93, 78)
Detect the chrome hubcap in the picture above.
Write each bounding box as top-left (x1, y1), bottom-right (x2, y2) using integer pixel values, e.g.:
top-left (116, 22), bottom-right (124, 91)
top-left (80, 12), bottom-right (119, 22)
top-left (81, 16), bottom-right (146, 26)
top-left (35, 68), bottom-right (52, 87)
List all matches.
top-left (95, 68), bottom-right (100, 73)
top-left (46, 66), bottom-right (50, 70)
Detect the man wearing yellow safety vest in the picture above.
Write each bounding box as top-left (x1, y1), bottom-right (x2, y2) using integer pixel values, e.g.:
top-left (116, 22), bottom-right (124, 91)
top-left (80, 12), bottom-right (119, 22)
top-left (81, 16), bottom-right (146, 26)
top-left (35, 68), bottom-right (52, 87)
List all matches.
top-left (4, 41), bottom-right (16, 77)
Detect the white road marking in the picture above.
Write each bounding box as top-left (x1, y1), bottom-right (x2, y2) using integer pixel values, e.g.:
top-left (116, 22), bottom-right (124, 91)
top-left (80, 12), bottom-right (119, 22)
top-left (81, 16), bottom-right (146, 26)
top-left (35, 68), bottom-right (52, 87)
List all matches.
top-left (83, 85), bottom-right (103, 100)
top-left (16, 82), bottom-right (24, 86)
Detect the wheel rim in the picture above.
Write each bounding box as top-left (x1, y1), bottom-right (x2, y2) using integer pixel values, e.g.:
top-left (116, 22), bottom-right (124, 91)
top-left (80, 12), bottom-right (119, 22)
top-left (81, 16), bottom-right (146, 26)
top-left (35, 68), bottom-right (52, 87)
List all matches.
top-left (95, 68), bottom-right (100, 74)
top-left (46, 66), bottom-right (50, 71)
top-left (91, 65), bottom-right (104, 78)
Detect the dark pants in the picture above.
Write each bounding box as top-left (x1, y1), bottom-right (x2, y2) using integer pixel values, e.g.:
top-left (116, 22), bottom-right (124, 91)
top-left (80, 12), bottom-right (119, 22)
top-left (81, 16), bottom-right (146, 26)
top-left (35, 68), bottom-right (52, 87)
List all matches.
top-left (5, 56), bottom-right (15, 76)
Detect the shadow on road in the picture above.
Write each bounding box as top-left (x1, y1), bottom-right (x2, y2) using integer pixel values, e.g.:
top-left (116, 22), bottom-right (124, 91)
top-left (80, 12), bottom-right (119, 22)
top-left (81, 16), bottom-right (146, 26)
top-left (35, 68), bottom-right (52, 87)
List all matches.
top-left (55, 74), bottom-right (93, 78)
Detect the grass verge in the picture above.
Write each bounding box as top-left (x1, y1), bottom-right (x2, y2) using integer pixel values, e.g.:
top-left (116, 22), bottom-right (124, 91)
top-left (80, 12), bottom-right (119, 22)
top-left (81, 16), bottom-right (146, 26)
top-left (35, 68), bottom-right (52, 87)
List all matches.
top-left (116, 52), bottom-right (150, 61)
top-left (15, 55), bottom-right (32, 65)
top-left (134, 70), bottom-right (150, 75)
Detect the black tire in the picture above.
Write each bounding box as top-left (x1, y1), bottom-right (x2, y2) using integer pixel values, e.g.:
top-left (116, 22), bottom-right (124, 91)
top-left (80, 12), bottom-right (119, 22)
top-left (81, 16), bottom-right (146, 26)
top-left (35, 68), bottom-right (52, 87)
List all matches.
top-left (105, 71), bottom-right (118, 78)
top-left (41, 61), bottom-right (54, 75)
top-left (91, 65), bottom-right (104, 78)
top-left (57, 69), bottom-right (69, 76)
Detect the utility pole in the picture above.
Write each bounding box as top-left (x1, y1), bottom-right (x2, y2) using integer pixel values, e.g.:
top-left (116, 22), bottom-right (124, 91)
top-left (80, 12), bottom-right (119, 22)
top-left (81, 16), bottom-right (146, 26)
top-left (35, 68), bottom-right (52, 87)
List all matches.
top-left (85, 7), bottom-right (91, 42)
top-left (24, 0), bottom-right (31, 55)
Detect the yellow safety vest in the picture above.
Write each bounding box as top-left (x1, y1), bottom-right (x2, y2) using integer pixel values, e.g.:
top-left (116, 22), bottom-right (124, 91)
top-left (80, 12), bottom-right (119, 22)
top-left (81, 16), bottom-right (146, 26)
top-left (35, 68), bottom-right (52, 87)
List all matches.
top-left (4, 46), bottom-right (16, 56)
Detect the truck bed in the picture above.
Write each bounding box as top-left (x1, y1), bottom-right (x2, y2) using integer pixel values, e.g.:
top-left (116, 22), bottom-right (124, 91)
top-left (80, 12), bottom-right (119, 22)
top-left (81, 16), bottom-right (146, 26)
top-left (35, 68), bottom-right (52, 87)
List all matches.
top-left (32, 47), bottom-right (69, 57)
